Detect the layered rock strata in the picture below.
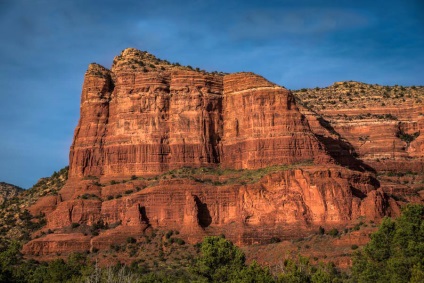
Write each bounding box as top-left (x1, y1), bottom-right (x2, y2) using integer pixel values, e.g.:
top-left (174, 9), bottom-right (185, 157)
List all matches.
top-left (69, 48), bottom-right (329, 180)
top-left (294, 82), bottom-right (424, 173)
top-left (23, 49), bottom-right (407, 257)
top-left (24, 165), bottom-right (396, 255)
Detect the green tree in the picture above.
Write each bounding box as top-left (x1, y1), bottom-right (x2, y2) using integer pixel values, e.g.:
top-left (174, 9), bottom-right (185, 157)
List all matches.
top-left (32, 259), bottom-right (75, 283)
top-left (276, 257), bottom-right (311, 283)
top-left (311, 262), bottom-right (342, 283)
top-left (351, 204), bottom-right (424, 283)
top-left (25, 252), bottom-right (90, 283)
top-left (235, 261), bottom-right (274, 283)
top-left (193, 236), bottom-right (246, 282)
top-left (192, 236), bottom-right (275, 282)
top-left (0, 241), bottom-right (23, 282)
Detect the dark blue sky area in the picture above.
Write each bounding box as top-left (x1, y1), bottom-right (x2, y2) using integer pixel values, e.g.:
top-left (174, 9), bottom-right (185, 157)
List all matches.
top-left (1, 0), bottom-right (423, 188)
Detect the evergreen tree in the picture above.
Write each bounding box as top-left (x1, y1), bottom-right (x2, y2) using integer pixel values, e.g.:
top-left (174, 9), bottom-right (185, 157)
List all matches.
top-left (351, 204), bottom-right (424, 283)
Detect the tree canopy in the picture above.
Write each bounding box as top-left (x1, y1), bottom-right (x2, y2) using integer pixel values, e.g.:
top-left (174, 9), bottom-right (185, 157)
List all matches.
top-left (352, 204), bottom-right (424, 283)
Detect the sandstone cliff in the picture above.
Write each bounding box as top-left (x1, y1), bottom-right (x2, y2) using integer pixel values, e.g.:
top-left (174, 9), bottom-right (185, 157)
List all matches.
top-left (69, 48), bottom-right (329, 180)
top-left (293, 82), bottom-right (424, 173)
top-left (23, 49), bottom-right (413, 257)
top-left (24, 164), bottom-right (395, 256)
top-left (293, 82), bottom-right (424, 204)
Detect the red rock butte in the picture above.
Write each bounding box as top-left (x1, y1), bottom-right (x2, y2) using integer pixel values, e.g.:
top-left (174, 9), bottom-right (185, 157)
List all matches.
top-left (69, 48), bottom-right (329, 179)
top-left (23, 48), bottom-right (405, 257)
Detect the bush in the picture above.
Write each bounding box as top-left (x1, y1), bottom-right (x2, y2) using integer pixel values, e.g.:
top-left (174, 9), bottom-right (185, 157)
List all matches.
top-left (351, 244), bottom-right (359, 250)
top-left (126, 237), bottom-right (136, 244)
top-left (397, 131), bottom-right (420, 144)
top-left (270, 237), bottom-right (281, 243)
top-left (175, 238), bottom-right (185, 245)
top-left (92, 219), bottom-right (107, 230)
top-left (328, 228), bottom-right (339, 237)
top-left (110, 244), bottom-right (120, 252)
top-left (165, 230), bottom-right (173, 239)
top-left (71, 223), bottom-right (80, 229)
top-left (19, 210), bottom-right (32, 221)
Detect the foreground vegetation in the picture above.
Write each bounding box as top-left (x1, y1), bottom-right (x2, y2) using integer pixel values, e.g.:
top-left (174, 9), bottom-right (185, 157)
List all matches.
top-left (351, 204), bottom-right (424, 282)
top-left (0, 204), bottom-right (422, 282)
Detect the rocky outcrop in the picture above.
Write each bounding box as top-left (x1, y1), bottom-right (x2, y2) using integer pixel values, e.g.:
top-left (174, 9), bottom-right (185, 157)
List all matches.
top-left (69, 48), bottom-right (329, 180)
top-left (294, 82), bottom-right (424, 173)
top-left (23, 165), bottom-right (397, 255)
top-left (23, 233), bottom-right (91, 256)
top-left (23, 49), bottom-right (414, 257)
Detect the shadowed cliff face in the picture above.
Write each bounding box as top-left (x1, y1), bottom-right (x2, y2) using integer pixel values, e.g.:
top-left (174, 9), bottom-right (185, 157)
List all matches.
top-left (23, 48), bottom-right (412, 258)
top-left (293, 82), bottom-right (424, 173)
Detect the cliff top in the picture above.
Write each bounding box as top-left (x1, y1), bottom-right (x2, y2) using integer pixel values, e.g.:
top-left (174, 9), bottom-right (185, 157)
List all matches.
top-left (87, 47), bottom-right (228, 76)
top-left (293, 81), bottom-right (424, 112)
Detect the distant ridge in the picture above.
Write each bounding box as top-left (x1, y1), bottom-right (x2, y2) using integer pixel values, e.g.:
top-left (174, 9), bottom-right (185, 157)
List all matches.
top-left (0, 182), bottom-right (24, 204)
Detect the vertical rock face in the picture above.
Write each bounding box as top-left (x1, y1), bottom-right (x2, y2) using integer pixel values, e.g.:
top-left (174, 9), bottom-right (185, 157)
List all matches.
top-left (69, 48), bottom-right (329, 180)
top-left (69, 64), bottom-right (113, 178)
top-left (221, 73), bottom-right (328, 169)
top-left (70, 53), bottom-right (225, 178)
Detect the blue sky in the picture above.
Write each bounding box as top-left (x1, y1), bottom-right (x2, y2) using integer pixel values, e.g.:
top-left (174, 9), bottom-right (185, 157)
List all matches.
top-left (0, 0), bottom-right (423, 188)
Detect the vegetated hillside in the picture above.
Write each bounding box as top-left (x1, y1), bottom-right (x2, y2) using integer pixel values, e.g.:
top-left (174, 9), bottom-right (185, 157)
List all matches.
top-left (0, 168), bottom-right (200, 275)
top-left (0, 182), bottom-right (24, 205)
top-left (294, 81), bottom-right (423, 111)
top-left (0, 167), bottom-right (68, 247)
